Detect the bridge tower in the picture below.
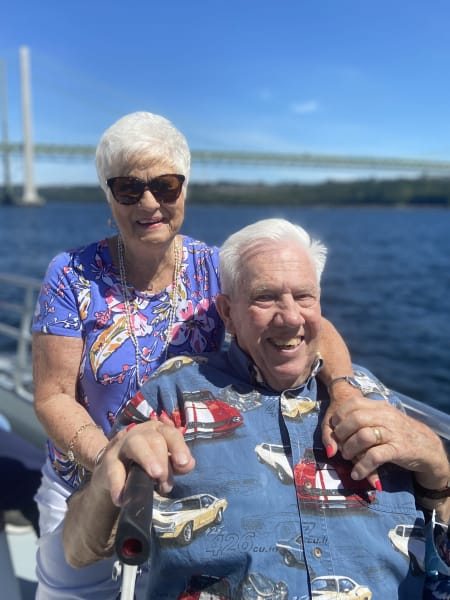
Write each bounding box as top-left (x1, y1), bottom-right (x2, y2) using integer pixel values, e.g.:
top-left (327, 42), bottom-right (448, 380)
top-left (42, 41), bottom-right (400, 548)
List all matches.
top-left (18, 46), bottom-right (42, 206)
top-left (0, 60), bottom-right (13, 204)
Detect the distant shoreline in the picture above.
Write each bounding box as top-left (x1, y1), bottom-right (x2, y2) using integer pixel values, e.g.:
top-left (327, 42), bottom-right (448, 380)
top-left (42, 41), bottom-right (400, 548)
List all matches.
top-left (2, 176), bottom-right (450, 206)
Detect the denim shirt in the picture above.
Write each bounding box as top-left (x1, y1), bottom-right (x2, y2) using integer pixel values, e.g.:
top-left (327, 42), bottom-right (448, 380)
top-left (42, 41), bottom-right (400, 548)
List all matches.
top-left (113, 340), bottom-right (428, 599)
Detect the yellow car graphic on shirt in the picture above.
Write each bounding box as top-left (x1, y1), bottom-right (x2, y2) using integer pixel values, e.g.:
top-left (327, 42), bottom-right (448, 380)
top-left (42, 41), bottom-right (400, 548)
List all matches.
top-left (305, 575), bottom-right (372, 599)
top-left (153, 492), bottom-right (227, 545)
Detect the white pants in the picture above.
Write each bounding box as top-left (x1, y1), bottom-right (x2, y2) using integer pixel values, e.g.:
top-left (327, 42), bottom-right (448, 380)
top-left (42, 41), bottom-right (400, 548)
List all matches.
top-left (34, 459), bottom-right (149, 599)
top-left (34, 459), bottom-right (72, 537)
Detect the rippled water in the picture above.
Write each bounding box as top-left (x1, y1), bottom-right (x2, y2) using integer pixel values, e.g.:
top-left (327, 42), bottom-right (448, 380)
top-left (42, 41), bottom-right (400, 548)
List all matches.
top-left (1, 201), bottom-right (449, 412)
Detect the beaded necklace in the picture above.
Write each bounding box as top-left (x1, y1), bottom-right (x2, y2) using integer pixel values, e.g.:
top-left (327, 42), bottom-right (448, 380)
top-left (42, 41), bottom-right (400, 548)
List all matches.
top-left (117, 235), bottom-right (180, 386)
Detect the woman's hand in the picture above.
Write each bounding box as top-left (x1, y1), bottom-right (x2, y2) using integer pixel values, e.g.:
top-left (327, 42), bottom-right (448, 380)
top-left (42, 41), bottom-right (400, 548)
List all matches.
top-left (321, 383), bottom-right (382, 490)
top-left (321, 380), bottom-right (366, 459)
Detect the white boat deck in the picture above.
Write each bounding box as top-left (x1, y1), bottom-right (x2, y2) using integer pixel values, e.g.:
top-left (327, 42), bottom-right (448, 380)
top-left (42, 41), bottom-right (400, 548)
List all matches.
top-left (7, 524), bottom-right (38, 580)
top-left (1, 524), bottom-right (37, 599)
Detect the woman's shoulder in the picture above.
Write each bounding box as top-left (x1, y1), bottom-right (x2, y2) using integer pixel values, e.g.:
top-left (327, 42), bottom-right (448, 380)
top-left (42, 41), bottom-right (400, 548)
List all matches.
top-left (49, 238), bottom-right (111, 269)
top-left (42, 239), bottom-right (112, 287)
top-left (180, 236), bottom-right (220, 284)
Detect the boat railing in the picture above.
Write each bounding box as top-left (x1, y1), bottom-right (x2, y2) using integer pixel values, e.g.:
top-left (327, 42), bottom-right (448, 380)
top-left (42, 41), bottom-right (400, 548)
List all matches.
top-left (0, 272), bottom-right (41, 404)
top-left (400, 393), bottom-right (450, 444)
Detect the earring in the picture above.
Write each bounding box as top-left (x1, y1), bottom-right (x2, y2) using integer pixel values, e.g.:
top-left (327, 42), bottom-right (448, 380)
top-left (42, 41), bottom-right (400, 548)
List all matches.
top-left (108, 217), bottom-right (118, 230)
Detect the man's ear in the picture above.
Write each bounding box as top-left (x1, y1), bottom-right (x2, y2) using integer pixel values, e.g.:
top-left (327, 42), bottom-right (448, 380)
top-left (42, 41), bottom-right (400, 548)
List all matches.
top-left (216, 293), bottom-right (236, 335)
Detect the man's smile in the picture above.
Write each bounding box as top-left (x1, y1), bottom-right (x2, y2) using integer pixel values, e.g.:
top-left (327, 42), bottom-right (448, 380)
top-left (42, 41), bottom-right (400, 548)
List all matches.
top-left (269, 336), bottom-right (304, 350)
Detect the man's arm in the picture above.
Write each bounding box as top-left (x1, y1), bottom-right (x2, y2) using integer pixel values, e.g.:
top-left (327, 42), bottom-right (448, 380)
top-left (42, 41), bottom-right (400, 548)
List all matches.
top-left (63, 420), bottom-right (195, 568)
top-left (63, 472), bottom-right (120, 567)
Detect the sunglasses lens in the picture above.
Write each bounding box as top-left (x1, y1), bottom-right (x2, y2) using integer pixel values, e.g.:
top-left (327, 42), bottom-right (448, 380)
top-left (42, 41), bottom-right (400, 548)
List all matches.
top-left (108, 175), bottom-right (184, 205)
top-left (150, 175), bottom-right (184, 203)
top-left (108, 177), bottom-right (143, 205)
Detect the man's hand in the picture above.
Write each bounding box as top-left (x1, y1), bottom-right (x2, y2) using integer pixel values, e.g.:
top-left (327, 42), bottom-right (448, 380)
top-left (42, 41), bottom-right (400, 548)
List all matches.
top-left (328, 396), bottom-right (450, 521)
top-left (97, 419), bottom-right (196, 506)
top-left (63, 417), bottom-right (196, 568)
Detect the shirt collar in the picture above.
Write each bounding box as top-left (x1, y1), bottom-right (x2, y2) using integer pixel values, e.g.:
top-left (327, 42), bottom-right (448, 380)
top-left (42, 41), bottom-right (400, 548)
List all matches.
top-left (227, 338), bottom-right (323, 395)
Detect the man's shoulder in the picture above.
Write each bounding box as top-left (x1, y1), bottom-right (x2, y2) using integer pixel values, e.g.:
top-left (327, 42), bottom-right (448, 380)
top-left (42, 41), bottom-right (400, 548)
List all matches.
top-left (151, 354), bottom-right (211, 379)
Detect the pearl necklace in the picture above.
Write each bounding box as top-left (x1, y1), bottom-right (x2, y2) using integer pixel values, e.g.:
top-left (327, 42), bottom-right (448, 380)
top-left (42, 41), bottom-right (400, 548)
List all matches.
top-left (117, 235), bottom-right (180, 387)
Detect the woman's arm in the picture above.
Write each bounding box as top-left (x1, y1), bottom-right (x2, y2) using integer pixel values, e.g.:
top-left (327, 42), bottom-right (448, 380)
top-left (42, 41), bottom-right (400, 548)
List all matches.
top-left (318, 318), bottom-right (365, 457)
top-left (318, 317), bottom-right (354, 383)
top-left (33, 332), bottom-right (109, 471)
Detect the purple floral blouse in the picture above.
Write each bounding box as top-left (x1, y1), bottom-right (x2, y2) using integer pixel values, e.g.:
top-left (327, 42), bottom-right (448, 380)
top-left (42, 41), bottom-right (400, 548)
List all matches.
top-left (32, 235), bottom-right (224, 487)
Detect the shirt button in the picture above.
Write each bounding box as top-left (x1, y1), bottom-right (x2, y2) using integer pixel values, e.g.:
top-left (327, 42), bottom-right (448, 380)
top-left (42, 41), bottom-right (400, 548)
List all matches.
top-left (313, 547), bottom-right (322, 558)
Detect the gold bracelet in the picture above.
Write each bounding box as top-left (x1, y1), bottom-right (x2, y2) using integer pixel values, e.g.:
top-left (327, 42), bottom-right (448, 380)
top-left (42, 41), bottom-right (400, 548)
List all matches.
top-left (94, 445), bottom-right (108, 467)
top-left (67, 423), bottom-right (104, 463)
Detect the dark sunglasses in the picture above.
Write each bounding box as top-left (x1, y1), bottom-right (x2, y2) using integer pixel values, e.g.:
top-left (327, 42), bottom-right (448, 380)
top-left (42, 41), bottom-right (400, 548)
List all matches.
top-left (106, 174), bottom-right (185, 205)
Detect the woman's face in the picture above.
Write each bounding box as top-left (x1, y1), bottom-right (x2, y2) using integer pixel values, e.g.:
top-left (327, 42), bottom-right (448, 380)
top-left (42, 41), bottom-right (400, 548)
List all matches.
top-left (108, 163), bottom-right (186, 251)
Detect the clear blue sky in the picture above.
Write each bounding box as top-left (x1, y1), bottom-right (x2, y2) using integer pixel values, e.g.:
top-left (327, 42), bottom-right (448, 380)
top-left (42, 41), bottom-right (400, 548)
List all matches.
top-left (3, 0), bottom-right (450, 185)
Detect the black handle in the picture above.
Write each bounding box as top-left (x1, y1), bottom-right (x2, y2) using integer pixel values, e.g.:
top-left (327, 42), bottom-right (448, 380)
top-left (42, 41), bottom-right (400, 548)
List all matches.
top-left (114, 463), bottom-right (154, 566)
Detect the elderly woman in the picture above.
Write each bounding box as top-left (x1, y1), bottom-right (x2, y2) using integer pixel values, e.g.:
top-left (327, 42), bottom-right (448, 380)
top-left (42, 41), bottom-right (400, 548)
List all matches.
top-left (32, 113), bottom-right (358, 597)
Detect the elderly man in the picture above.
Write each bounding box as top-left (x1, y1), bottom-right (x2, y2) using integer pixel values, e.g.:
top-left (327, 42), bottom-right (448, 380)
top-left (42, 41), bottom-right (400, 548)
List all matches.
top-left (62, 218), bottom-right (449, 599)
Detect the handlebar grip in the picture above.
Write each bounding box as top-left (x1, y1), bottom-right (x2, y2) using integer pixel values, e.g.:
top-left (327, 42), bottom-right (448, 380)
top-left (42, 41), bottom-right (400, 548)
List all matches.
top-left (114, 463), bottom-right (154, 566)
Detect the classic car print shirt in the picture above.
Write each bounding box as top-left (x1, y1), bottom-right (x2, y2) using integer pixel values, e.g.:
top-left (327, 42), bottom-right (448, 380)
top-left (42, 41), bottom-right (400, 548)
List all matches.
top-left (111, 340), bottom-right (431, 599)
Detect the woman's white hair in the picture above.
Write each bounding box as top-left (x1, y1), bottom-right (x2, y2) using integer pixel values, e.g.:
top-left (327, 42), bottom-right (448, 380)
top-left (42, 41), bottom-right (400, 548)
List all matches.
top-left (95, 111), bottom-right (191, 197)
top-left (219, 218), bottom-right (327, 297)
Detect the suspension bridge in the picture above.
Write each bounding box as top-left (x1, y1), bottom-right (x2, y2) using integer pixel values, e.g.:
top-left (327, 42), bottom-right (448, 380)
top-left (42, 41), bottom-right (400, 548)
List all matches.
top-left (3, 143), bottom-right (450, 206)
top-left (2, 47), bottom-right (450, 205)
top-left (4, 141), bottom-right (450, 172)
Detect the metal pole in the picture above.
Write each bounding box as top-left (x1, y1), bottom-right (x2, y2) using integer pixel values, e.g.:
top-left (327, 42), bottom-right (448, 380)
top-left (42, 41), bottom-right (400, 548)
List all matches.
top-left (120, 565), bottom-right (138, 600)
top-left (19, 46), bottom-right (41, 205)
top-left (0, 59), bottom-right (13, 204)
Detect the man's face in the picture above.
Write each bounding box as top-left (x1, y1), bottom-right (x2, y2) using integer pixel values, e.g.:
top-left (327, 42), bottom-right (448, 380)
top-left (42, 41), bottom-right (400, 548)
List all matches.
top-left (217, 240), bottom-right (322, 391)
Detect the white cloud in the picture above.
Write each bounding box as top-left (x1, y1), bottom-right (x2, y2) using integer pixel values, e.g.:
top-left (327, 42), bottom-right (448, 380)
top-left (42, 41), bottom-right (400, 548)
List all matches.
top-left (290, 100), bottom-right (319, 115)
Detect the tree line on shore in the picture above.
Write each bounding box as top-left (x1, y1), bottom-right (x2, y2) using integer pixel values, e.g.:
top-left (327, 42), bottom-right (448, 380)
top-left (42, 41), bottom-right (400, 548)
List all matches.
top-left (2, 176), bottom-right (450, 206)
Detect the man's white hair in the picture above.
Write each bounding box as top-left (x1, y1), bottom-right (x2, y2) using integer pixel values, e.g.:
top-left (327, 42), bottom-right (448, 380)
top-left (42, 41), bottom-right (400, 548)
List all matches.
top-left (219, 218), bottom-right (327, 297)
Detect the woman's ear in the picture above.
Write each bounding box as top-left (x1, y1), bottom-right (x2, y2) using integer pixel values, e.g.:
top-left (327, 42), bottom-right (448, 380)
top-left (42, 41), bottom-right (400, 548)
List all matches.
top-left (215, 293), bottom-right (236, 335)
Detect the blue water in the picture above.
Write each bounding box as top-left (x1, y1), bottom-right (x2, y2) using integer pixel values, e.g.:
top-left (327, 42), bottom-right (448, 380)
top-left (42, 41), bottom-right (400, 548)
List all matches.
top-left (1, 202), bottom-right (449, 413)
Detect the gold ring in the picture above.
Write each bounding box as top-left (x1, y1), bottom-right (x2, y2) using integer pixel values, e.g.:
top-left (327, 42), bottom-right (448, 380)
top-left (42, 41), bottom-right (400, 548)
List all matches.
top-left (373, 427), bottom-right (382, 444)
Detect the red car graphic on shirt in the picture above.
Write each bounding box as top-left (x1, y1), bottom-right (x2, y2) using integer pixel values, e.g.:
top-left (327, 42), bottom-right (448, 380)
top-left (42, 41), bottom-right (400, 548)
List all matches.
top-left (294, 448), bottom-right (376, 507)
top-left (114, 389), bottom-right (243, 440)
top-left (172, 390), bottom-right (244, 441)
top-left (178, 575), bottom-right (231, 599)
